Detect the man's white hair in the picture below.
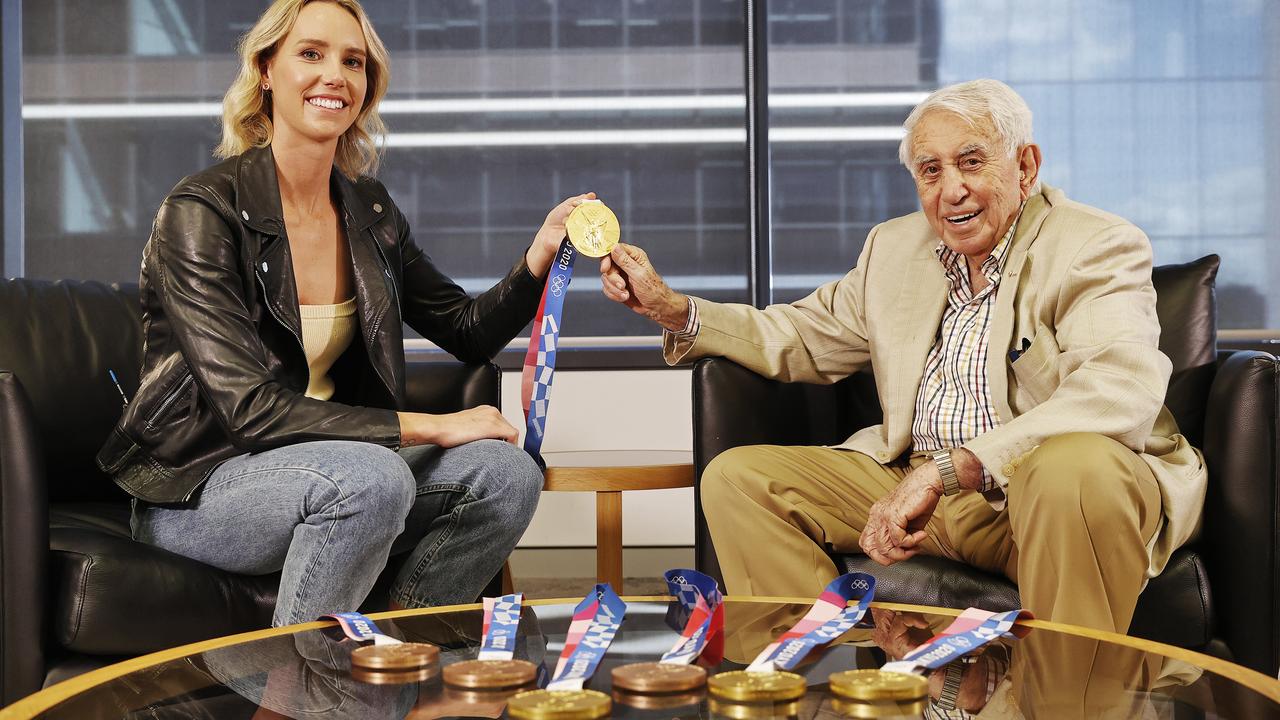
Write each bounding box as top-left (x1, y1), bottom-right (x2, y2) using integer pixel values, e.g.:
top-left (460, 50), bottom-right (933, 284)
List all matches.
top-left (898, 79), bottom-right (1034, 171)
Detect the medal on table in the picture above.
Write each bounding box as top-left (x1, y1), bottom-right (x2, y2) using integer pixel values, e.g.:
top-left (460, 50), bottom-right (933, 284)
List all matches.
top-left (507, 583), bottom-right (627, 720)
top-left (611, 568), bottom-right (724, 704)
top-left (827, 668), bottom-right (928, 718)
top-left (443, 593), bottom-right (539, 691)
top-left (708, 572), bottom-right (877, 705)
top-left (322, 611), bottom-right (440, 684)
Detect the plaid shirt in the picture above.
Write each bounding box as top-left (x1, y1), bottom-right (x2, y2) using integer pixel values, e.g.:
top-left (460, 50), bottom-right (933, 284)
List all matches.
top-left (910, 208), bottom-right (1024, 492)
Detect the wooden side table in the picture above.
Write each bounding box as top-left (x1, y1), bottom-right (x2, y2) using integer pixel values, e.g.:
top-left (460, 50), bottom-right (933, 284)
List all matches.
top-left (541, 450), bottom-right (694, 593)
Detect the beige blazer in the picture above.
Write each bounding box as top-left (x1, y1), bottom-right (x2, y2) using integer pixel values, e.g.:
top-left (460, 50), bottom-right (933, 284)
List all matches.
top-left (666, 185), bottom-right (1206, 577)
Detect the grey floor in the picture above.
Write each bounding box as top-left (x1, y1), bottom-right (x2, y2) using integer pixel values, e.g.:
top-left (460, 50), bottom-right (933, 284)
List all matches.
top-left (508, 546), bottom-right (694, 598)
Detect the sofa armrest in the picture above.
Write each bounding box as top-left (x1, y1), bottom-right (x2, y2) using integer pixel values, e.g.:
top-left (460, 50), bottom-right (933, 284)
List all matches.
top-left (403, 362), bottom-right (501, 415)
top-left (0, 372), bottom-right (50, 703)
top-left (1202, 350), bottom-right (1279, 675)
top-left (691, 358), bottom-right (881, 582)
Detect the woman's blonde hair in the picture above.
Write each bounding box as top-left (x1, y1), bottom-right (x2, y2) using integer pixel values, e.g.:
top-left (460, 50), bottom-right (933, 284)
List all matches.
top-left (214, 0), bottom-right (390, 178)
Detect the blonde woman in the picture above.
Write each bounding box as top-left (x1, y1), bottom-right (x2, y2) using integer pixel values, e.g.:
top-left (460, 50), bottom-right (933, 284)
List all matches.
top-left (96, 0), bottom-right (587, 625)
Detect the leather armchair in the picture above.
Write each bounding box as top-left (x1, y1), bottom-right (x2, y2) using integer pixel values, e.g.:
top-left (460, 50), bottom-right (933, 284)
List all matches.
top-left (0, 278), bottom-right (504, 703)
top-left (692, 255), bottom-right (1280, 676)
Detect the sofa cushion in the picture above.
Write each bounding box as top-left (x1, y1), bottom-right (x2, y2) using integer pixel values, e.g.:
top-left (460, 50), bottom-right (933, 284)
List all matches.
top-left (1152, 255), bottom-right (1219, 450)
top-left (50, 503), bottom-right (278, 655)
top-left (837, 547), bottom-right (1212, 649)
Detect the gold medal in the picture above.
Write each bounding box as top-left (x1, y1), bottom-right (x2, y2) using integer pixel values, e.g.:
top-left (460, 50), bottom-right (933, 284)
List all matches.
top-left (830, 697), bottom-right (927, 719)
top-left (827, 669), bottom-right (927, 702)
top-left (707, 670), bottom-right (807, 702)
top-left (708, 697), bottom-right (802, 719)
top-left (350, 641), bottom-right (439, 671)
top-left (611, 661), bottom-right (707, 693)
top-left (565, 200), bottom-right (620, 258)
top-left (443, 658), bottom-right (539, 689)
top-left (507, 688), bottom-right (612, 720)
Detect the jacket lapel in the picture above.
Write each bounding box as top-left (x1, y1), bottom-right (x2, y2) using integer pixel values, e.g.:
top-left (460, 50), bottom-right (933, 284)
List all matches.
top-left (890, 238), bottom-right (948, 441)
top-left (234, 147), bottom-right (303, 349)
top-left (986, 189), bottom-right (1052, 422)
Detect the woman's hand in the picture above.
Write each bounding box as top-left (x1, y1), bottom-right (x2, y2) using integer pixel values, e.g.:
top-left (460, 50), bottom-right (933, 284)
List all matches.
top-left (397, 406), bottom-right (519, 448)
top-left (525, 192), bottom-right (597, 278)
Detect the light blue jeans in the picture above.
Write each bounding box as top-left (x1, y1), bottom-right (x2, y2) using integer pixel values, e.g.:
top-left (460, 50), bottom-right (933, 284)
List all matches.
top-left (133, 439), bottom-right (542, 627)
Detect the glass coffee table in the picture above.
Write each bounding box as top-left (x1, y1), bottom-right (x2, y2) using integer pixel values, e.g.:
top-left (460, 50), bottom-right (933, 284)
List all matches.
top-left (6, 597), bottom-right (1278, 719)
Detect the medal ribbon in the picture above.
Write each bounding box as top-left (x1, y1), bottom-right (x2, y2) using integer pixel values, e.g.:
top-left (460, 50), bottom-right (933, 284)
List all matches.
top-left (546, 583), bottom-right (627, 690)
top-left (322, 611), bottom-right (402, 646)
top-left (881, 607), bottom-right (1033, 675)
top-left (478, 593), bottom-right (525, 661)
top-left (660, 568), bottom-right (724, 665)
top-left (745, 572), bottom-right (876, 673)
top-left (521, 237), bottom-right (578, 461)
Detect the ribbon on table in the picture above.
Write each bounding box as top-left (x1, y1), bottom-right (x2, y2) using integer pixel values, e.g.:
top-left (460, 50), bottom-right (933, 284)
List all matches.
top-left (881, 607), bottom-right (1034, 675)
top-left (660, 568), bottom-right (725, 666)
top-left (521, 237), bottom-right (578, 463)
top-left (546, 583), bottom-right (627, 690)
top-left (745, 572), bottom-right (876, 673)
top-left (322, 611), bottom-right (403, 646)
top-left (478, 593), bottom-right (525, 661)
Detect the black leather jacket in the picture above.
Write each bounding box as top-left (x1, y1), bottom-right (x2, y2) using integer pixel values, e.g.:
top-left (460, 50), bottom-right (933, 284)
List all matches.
top-left (96, 145), bottom-right (543, 504)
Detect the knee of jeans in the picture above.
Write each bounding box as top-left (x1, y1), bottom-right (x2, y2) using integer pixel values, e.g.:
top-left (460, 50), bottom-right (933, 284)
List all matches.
top-left (469, 439), bottom-right (544, 512)
top-left (327, 443), bottom-right (416, 523)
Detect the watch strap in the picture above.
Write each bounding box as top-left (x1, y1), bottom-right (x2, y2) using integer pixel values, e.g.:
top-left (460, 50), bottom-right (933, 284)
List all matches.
top-left (932, 448), bottom-right (961, 496)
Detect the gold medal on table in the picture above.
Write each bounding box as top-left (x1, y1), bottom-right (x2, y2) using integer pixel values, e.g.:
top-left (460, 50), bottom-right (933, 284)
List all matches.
top-left (442, 658), bottom-right (538, 689)
top-left (506, 688), bottom-right (612, 720)
top-left (611, 661), bottom-right (707, 693)
top-left (564, 200), bottom-right (620, 258)
top-left (350, 641), bottom-right (440, 671)
top-left (612, 687), bottom-right (705, 710)
top-left (708, 697), bottom-right (802, 719)
top-left (827, 669), bottom-right (927, 702)
top-left (707, 670), bottom-right (807, 702)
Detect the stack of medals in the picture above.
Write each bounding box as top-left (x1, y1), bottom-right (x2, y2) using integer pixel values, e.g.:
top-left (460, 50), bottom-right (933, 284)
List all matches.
top-left (826, 607), bottom-right (1031, 718)
top-left (611, 569), bottom-right (724, 711)
top-left (508, 584), bottom-right (627, 720)
top-left (708, 573), bottom-right (876, 719)
top-left (441, 593), bottom-right (539, 705)
top-left (323, 611), bottom-right (440, 684)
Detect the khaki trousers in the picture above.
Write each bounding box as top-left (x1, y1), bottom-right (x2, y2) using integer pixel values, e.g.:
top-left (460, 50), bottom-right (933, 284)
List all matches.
top-left (701, 432), bottom-right (1162, 633)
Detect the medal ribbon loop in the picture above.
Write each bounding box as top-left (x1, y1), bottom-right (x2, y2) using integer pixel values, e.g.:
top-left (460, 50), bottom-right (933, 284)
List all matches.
top-left (546, 583), bottom-right (627, 691)
top-left (881, 607), bottom-right (1033, 675)
top-left (521, 237), bottom-right (578, 461)
top-left (322, 611), bottom-right (402, 646)
top-left (745, 572), bottom-right (876, 673)
top-left (660, 568), bottom-right (724, 665)
top-left (478, 593), bottom-right (525, 661)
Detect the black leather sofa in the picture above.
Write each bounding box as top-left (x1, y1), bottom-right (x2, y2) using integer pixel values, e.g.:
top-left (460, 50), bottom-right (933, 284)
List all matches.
top-left (0, 278), bottom-right (504, 703)
top-left (691, 255), bottom-right (1280, 677)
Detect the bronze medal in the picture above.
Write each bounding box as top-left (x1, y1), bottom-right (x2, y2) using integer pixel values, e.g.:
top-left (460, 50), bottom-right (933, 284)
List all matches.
top-left (827, 669), bottom-right (927, 702)
top-left (350, 641), bottom-right (439, 671)
top-left (565, 200), bottom-right (620, 258)
top-left (443, 658), bottom-right (539, 689)
top-left (507, 688), bottom-right (612, 720)
top-left (611, 661), bottom-right (707, 693)
top-left (350, 664), bottom-right (439, 685)
top-left (708, 669), bottom-right (807, 702)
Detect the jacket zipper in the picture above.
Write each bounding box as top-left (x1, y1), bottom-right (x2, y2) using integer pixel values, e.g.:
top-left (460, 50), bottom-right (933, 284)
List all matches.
top-left (146, 373), bottom-right (194, 430)
top-left (350, 212), bottom-right (399, 399)
top-left (255, 270), bottom-right (306, 356)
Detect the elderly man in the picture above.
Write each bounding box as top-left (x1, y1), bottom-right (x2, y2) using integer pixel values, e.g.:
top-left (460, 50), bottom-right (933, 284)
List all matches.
top-left (599, 79), bottom-right (1205, 635)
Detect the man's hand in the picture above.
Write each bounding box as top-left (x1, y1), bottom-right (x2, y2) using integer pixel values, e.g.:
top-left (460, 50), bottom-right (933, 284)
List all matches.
top-left (860, 461), bottom-right (943, 565)
top-left (397, 406), bottom-right (519, 448)
top-left (599, 243), bottom-right (690, 332)
top-left (870, 608), bottom-right (935, 660)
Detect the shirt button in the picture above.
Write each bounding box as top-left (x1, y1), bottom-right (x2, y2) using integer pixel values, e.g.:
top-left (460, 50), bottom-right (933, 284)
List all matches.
top-left (876, 452), bottom-right (888, 462)
top-left (373, 203), bottom-right (383, 213)
top-left (241, 210), bottom-right (249, 221)
top-left (1002, 463), bottom-right (1015, 477)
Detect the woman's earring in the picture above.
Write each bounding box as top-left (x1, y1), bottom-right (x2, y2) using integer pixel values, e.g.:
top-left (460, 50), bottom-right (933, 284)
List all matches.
top-left (261, 82), bottom-right (270, 91)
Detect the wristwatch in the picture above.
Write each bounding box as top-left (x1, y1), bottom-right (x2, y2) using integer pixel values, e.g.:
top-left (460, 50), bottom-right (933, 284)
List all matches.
top-left (931, 448), bottom-right (961, 496)
top-left (937, 655), bottom-right (977, 711)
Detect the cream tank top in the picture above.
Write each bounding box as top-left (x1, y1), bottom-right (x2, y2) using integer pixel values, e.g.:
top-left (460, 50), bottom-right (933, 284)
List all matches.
top-left (299, 297), bottom-right (357, 401)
